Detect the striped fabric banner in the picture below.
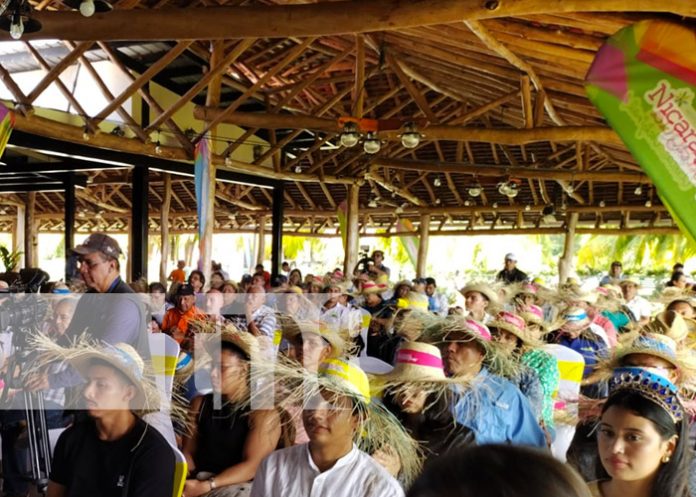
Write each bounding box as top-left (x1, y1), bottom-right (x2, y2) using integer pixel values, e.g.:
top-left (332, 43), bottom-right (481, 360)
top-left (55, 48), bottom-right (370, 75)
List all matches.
top-left (0, 103), bottom-right (15, 158)
top-left (396, 218), bottom-right (419, 268)
top-left (194, 139), bottom-right (210, 270)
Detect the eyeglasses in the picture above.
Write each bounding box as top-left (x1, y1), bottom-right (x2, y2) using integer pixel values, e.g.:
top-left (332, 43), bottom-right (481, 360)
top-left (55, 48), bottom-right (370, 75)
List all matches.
top-left (79, 258), bottom-right (107, 270)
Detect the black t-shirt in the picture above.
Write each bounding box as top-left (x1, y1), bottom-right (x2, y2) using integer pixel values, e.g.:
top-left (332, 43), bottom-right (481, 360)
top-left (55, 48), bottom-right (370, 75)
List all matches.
top-left (50, 417), bottom-right (175, 497)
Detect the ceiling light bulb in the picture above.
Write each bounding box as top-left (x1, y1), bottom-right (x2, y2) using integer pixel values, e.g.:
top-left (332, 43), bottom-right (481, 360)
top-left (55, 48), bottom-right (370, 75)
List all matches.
top-left (154, 142), bottom-right (162, 155)
top-left (634, 186), bottom-right (643, 195)
top-left (599, 200), bottom-right (606, 207)
top-left (468, 185), bottom-right (482, 197)
top-left (368, 198), bottom-right (377, 208)
top-left (294, 166), bottom-right (302, 174)
top-left (339, 122), bottom-right (360, 148)
top-left (433, 177), bottom-right (442, 187)
top-left (400, 123), bottom-right (421, 149)
top-left (225, 155), bottom-right (232, 167)
top-left (9, 15), bottom-right (23, 40)
top-left (363, 132), bottom-right (381, 154)
top-left (435, 198), bottom-right (441, 205)
top-left (645, 200), bottom-right (652, 207)
top-left (464, 200), bottom-right (471, 206)
top-left (79, 0), bottom-right (96, 16)
top-left (492, 202), bottom-right (498, 209)
top-left (524, 204), bottom-right (531, 211)
top-left (505, 182), bottom-right (519, 198)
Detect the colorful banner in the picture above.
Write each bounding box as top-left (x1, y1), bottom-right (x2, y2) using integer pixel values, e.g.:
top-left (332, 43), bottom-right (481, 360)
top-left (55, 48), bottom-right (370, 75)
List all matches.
top-left (396, 218), bottom-right (419, 268)
top-left (585, 21), bottom-right (696, 242)
top-left (194, 139), bottom-right (210, 270)
top-left (0, 103), bottom-right (15, 158)
top-left (337, 200), bottom-right (348, 251)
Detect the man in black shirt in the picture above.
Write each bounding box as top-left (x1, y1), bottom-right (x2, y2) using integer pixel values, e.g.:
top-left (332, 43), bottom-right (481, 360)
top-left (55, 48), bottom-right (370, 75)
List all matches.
top-left (47, 343), bottom-right (175, 497)
top-left (495, 253), bottom-right (529, 284)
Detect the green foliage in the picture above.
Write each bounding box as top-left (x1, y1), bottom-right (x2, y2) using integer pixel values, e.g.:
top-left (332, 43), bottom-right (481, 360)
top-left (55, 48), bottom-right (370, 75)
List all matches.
top-left (0, 245), bottom-right (22, 272)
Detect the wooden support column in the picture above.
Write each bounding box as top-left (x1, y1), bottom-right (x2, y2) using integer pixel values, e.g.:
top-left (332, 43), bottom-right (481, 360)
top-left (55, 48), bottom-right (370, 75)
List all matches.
top-left (558, 212), bottom-right (579, 285)
top-left (159, 173), bottom-right (171, 284)
top-left (343, 184), bottom-right (360, 277)
top-left (131, 166), bottom-right (149, 281)
top-left (14, 204), bottom-right (25, 269)
top-left (271, 183), bottom-right (284, 277)
top-left (25, 192), bottom-right (37, 268)
top-left (64, 172), bottom-right (76, 282)
top-left (256, 214), bottom-right (267, 267)
top-left (416, 213), bottom-right (430, 277)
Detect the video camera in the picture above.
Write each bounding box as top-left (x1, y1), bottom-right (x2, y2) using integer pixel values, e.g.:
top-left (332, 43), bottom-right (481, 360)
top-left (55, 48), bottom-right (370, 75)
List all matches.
top-left (0, 268), bottom-right (50, 331)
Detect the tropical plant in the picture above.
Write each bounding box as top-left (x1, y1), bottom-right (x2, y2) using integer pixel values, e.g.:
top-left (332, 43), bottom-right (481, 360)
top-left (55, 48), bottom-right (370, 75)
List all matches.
top-left (0, 245), bottom-right (22, 272)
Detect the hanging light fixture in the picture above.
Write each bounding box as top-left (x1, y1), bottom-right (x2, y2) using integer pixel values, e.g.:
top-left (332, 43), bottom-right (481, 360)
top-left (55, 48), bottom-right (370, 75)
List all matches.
top-left (504, 181), bottom-right (520, 198)
top-left (468, 183), bottom-right (482, 197)
top-left (154, 131), bottom-right (162, 155)
top-left (63, 0), bottom-right (112, 17)
top-left (368, 198), bottom-right (378, 208)
top-left (0, 1), bottom-right (41, 39)
top-left (599, 200), bottom-right (606, 207)
top-left (541, 204), bottom-right (556, 224)
top-left (400, 122), bottom-right (422, 149)
top-left (433, 176), bottom-right (442, 187)
top-left (294, 165), bottom-right (302, 174)
top-left (634, 185), bottom-right (643, 196)
top-left (645, 199), bottom-right (652, 207)
top-left (339, 121), bottom-right (361, 148)
top-left (363, 132), bottom-right (381, 154)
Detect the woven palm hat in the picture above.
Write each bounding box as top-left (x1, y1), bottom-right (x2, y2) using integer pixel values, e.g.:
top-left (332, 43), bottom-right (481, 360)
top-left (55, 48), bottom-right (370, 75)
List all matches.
top-left (201, 322), bottom-right (259, 362)
top-left (396, 291), bottom-right (429, 311)
top-left (459, 282), bottom-right (499, 306)
top-left (378, 342), bottom-right (449, 384)
top-left (520, 304), bottom-right (544, 326)
top-left (362, 280), bottom-right (387, 295)
top-left (279, 315), bottom-right (348, 358)
top-left (69, 342), bottom-right (157, 411)
top-left (651, 310), bottom-right (694, 343)
top-left (560, 307), bottom-right (592, 333)
top-left (488, 311), bottom-right (542, 347)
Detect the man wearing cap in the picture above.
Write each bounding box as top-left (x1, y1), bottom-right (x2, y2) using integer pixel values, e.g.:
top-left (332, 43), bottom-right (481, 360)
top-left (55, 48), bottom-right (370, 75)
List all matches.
top-left (161, 284), bottom-right (205, 352)
top-left (47, 343), bottom-right (175, 497)
top-left (599, 261), bottom-right (623, 286)
top-left (26, 233), bottom-right (149, 393)
top-left (496, 253), bottom-right (528, 284)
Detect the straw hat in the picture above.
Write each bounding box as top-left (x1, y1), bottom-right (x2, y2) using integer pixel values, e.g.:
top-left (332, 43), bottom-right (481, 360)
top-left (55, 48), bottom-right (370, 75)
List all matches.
top-left (319, 357), bottom-right (373, 404)
top-left (560, 307), bottom-right (592, 333)
top-left (67, 342), bottom-right (159, 411)
top-left (519, 304), bottom-right (545, 326)
top-left (279, 315), bottom-right (349, 358)
top-left (378, 342), bottom-right (449, 384)
top-left (614, 333), bottom-right (683, 369)
top-left (459, 282), bottom-right (499, 305)
top-left (442, 317), bottom-right (493, 345)
top-left (362, 281), bottom-right (387, 295)
top-left (396, 291), bottom-right (429, 311)
top-left (174, 350), bottom-right (195, 380)
top-left (201, 323), bottom-right (260, 362)
top-left (619, 278), bottom-right (641, 288)
top-left (488, 311), bottom-right (541, 347)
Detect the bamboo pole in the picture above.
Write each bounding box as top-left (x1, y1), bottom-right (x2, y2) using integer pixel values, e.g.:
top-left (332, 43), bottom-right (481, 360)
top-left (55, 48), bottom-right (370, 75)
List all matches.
top-left (558, 212), bottom-right (579, 284)
top-left (417, 213), bottom-right (430, 277)
top-left (25, 192), bottom-right (37, 268)
top-left (343, 184), bottom-right (360, 277)
top-left (159, 173), bottom-right (171, 284)
top-left (256, 214), bottom-right (267, 266)
top-left (10, 1), bottom-right (694, 41)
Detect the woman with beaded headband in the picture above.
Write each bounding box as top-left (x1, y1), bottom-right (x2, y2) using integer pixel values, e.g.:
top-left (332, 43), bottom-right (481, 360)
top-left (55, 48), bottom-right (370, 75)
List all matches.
top-left (589, 367), bottom-right (690, 497)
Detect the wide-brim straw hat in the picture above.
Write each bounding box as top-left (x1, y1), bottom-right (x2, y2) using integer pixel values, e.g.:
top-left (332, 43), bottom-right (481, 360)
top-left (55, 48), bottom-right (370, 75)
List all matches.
top-left (377, 342), bottom-right (452, 384)
top-left (198, 321), bottom-right (260, 362)
top-left (459, 282), bottom-right (500, 306)
top-left (396, 291), bottom-right (429, 311)
top-left (488, 311), bottom-right (542, 347)
top-left (29, 334), bottom-right (160, 413)
top-left (651, 310), bottom-right (695, 343)
top-left (278, 315), bottom-right (350, 358)
top-left (362, 281), bottom-right (387, 295)
top-left (392, 309), bottom-right (441, 341)
top-left (560, 307), bottom-right (592, 333)
top-left (619, 278), bottom-right (641, 288)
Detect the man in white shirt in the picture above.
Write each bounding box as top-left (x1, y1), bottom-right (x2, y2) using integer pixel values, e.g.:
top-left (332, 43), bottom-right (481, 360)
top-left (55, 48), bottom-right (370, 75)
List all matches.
top-left (250, 359), bottom-right (405, 497)
top-left (620, 279), bottom-right (652, 326)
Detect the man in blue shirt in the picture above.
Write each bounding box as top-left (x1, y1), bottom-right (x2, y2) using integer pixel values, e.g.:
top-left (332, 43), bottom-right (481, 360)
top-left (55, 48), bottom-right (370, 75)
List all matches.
top-left (439, 318), bottom-right (546, 448)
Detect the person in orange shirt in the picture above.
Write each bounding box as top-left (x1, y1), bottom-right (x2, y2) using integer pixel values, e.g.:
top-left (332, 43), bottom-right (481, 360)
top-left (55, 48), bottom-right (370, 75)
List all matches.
top-left (168, 260), bottom-right (186, 284)
top-left (161, 284), bottom-right (204, 352)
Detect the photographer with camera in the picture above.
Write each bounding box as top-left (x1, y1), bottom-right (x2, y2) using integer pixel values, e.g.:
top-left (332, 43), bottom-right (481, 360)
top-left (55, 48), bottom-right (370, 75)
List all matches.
top-left (371, 250), bottom-right (391, 278)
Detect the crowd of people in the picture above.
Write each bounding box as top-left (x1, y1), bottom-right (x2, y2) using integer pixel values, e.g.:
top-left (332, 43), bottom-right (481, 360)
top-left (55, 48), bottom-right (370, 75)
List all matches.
top-left (2, 234), bottom-right (696, 497)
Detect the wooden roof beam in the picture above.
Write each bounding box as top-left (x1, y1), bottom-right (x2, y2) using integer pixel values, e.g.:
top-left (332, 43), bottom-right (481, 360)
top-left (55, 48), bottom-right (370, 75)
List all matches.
top-left (11, 1), bottom-right (692, 41)
top-left (373, 158), bottom-right (649, 183)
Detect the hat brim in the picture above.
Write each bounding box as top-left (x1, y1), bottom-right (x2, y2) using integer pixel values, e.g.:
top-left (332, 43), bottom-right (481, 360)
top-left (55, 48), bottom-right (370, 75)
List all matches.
top-left (70, 245), bottom-right (98, 255)
top-left (69, 352), bottom-right (148, 408)
top-left (488, 320), bottom-right (542, 347)
top-left (460, 285), bottom-right (499, 305)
